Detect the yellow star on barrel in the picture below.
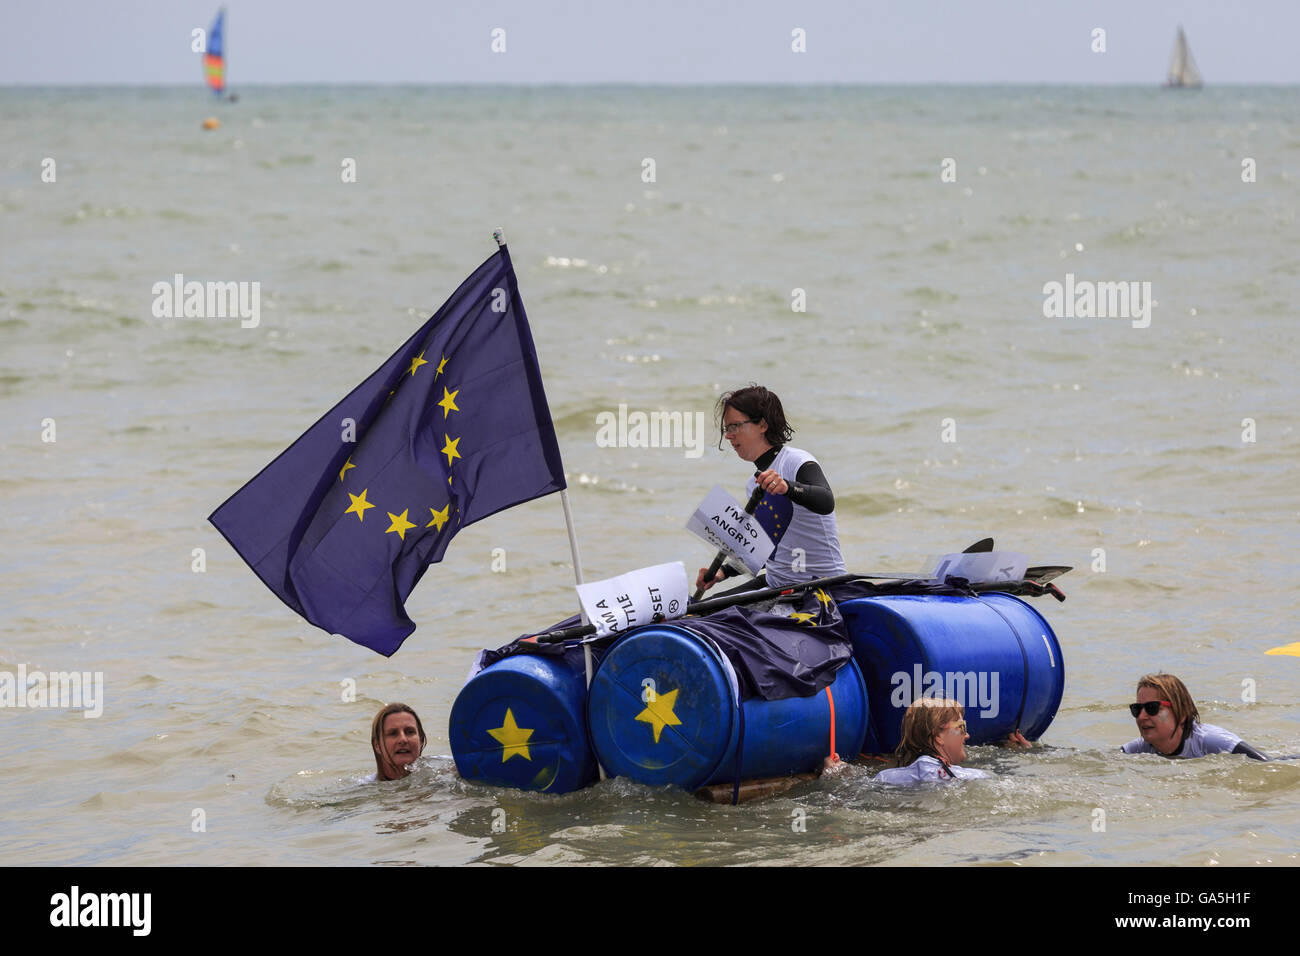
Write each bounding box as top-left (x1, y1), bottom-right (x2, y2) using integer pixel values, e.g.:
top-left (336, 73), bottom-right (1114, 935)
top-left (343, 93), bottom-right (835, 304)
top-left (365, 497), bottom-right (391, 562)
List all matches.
top-left (488, 708), bottom-right (534, 763)
top-left (635, 687), bottom-right (682, 743)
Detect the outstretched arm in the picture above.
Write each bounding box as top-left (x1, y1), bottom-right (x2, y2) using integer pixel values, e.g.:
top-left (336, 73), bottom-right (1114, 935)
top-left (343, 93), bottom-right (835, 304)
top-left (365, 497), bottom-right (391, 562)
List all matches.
top-left (1232, 741), bottom-right (1268, 761)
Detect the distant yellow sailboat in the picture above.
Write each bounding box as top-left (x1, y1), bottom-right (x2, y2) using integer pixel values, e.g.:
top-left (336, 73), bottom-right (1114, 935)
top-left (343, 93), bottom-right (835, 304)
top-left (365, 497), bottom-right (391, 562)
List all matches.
top-left (1166, 25), bottom-right (1202, 89)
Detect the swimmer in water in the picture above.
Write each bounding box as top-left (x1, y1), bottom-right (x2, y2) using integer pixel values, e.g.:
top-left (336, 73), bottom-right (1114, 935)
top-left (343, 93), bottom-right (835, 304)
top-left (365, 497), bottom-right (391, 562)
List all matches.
top-left (1121, 673), bottom-right (1266, 760)
top-left (819, 695), bottom-right (1031, 779)
top-left (371, 702), bottom-right (427, 780)
top-left (871, 697), bottom-right (992, 783)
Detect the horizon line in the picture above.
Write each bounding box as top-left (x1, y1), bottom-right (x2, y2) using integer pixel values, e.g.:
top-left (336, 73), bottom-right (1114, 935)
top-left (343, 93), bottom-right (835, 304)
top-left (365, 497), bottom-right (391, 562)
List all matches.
top-left (3, 80), bottom-right (1296, 89)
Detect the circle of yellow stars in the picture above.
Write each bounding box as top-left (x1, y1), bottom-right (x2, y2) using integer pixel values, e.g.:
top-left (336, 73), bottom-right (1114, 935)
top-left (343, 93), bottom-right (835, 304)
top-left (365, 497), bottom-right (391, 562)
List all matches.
top-left (337, 350), bottom-right (463, 541)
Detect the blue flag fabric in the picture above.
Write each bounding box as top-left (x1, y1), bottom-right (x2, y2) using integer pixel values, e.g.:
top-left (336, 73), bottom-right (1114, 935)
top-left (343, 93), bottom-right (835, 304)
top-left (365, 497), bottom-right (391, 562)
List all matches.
top-left (752, 491), bottom-right (793, 547)
top-left (210, 246), bottom-right (566, 656)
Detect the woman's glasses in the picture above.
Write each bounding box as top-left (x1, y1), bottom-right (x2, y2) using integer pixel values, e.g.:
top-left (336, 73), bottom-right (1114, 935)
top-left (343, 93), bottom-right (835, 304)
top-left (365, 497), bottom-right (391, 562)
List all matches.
top-left (1128, 700), bottom-right (1172, 718)
top-left (722, 419), bottom-right (758, 436)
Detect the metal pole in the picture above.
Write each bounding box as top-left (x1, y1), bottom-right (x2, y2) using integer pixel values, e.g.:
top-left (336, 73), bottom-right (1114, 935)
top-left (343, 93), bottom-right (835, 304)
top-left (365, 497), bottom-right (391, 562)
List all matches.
top-left (560, 478), bottom-right (604, 779)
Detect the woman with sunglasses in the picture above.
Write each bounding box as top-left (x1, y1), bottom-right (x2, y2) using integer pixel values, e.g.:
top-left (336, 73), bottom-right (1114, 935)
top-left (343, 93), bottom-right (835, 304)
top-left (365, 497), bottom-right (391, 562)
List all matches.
top-left (1122, 674), bottom-right (1266, 760)
top-left (695, 385), bottom-right (846, 597)
top-left (872, 697), bottom-right (992, 783)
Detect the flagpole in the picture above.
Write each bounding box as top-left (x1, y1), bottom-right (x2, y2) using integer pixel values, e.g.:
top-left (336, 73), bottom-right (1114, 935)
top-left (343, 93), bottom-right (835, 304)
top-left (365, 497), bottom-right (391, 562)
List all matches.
top-left (495, 228), bottom-right (605, 780)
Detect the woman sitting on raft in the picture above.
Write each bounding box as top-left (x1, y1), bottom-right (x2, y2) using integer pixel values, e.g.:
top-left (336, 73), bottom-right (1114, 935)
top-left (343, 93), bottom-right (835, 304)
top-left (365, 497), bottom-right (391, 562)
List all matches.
top-left (695, 384), bottom-right (847, 597)
top-left (1122, 673), bottom-right (1266, 760)
top-left (370, 702), bottom-right (427, 781)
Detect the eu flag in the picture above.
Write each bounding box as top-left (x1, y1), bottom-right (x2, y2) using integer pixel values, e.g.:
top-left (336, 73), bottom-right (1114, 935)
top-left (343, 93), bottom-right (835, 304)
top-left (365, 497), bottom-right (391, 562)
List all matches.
top-left (209, 245), bottom-right (566, 655)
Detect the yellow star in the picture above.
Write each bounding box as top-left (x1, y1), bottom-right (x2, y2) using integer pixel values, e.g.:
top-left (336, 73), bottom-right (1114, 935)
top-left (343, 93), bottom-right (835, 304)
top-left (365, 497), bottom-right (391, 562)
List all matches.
top-left (338, 456), bottom-right (356, 482)
top-left (407, 351), bottom-right (428, 376)
top-left (487, 708), bottom-right (533, 763)
top-left (344, 488), bottom-right (374, 522)
top-left (814, 588), bottom-right (833, 607)
top-left (435, 354), bottom-right (449, 378)
top-left (635, 687), bottom-right (683, 744)
top-left (441, 434), bottom-right (461, 466)
top-left (437, 386), bottom-right (460, 419)
top-left (789, 611), bottom-right (816, 624)
top-left (426, 503), bottom-right (450, 531)
top-left (385, 508), bottom-right (416, 541)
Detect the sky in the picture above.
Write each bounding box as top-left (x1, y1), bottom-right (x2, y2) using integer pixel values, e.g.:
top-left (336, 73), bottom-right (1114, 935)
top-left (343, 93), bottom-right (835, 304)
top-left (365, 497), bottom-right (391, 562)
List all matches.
top-left (1, 0), bottom-right (1297, 85)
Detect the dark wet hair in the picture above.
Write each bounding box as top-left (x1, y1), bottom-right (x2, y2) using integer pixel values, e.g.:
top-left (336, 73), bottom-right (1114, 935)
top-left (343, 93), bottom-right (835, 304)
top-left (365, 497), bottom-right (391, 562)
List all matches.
top-left (715, 384), bottom-right (794, 450)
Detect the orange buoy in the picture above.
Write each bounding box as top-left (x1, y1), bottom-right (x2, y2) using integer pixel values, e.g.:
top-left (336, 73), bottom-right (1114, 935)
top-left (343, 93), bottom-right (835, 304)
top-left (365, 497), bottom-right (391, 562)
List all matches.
top-left (202, 117), bottom-right (220, 130)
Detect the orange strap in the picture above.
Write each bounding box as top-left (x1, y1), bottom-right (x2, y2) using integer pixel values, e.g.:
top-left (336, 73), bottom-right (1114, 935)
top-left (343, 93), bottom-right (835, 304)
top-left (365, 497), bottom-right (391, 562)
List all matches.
top-left (825, 685), bottom-right (838, 762)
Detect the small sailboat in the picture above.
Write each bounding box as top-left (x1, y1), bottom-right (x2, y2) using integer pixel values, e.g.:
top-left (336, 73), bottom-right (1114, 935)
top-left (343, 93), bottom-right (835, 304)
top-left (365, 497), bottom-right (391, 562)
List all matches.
top-left (203, 8), bottom-right (237, 101)
top-left (1166, 25), bottom-right (1202, 89)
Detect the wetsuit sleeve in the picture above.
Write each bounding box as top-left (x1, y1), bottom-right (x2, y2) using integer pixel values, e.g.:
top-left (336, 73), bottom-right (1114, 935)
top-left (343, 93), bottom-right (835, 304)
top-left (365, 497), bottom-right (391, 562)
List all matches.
top-left (1232, 741), bottom-right (1268, 761)
top-left (787, 461), bottom-right (835, 515)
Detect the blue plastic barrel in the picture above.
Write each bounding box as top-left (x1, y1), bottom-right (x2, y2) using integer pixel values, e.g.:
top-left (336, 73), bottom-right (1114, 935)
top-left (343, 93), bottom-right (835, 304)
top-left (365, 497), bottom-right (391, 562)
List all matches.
top-left (449, 651), bottom-right (598, 793)
top-left (839, 593), bottom-right (1064, 752)
top-left (586, 625), bottom-right (869, 790)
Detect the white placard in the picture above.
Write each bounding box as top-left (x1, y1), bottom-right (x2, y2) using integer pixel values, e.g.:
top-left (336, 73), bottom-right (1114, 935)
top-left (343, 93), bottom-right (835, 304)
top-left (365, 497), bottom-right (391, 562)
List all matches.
top-left (684, 485), bottom-right (776, 576)
top-left (929, 551), bottom-right (1029, 586)
top-left (575, 561), bottom-right (689, 638)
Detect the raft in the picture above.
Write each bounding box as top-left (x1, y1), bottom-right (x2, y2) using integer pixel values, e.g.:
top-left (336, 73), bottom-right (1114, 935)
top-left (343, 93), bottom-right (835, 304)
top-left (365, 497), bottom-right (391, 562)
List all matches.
top-left (448, 589), bottom-right (1065, 796)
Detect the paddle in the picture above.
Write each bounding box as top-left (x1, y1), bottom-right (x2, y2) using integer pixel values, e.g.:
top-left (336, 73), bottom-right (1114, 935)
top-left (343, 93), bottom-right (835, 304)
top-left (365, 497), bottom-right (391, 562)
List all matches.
top-left (691, 485), bottom-right (765, 601)
top-left (527, 541), bottom-right (1066, 639)
top-left (534, 571), bottom-right (863, 644)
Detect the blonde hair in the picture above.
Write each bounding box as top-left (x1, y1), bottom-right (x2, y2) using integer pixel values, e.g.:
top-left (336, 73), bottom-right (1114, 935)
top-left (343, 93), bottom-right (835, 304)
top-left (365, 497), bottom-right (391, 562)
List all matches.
top-left (892, 697), bottom-right (966, 767)
top-left (371, 703), bottom-right (426, 780)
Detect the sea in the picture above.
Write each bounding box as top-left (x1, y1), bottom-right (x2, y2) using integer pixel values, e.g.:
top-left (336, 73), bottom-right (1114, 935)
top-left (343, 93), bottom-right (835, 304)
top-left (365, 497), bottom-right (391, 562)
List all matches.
top-left (1, 85), bottom-right (1297, 868)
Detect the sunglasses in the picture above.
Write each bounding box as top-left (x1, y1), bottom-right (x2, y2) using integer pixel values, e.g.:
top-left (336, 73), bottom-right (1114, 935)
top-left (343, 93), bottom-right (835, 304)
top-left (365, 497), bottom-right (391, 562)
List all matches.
top-left (1128, 700), bottom-right (1172, 718)
top-left (942, 721), bottom-right (967, 735)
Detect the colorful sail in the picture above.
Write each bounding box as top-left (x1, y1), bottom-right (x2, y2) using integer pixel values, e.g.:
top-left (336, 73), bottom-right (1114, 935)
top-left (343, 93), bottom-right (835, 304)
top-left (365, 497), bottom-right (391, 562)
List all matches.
top-left (204, 8), bottom-right (226, 96)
